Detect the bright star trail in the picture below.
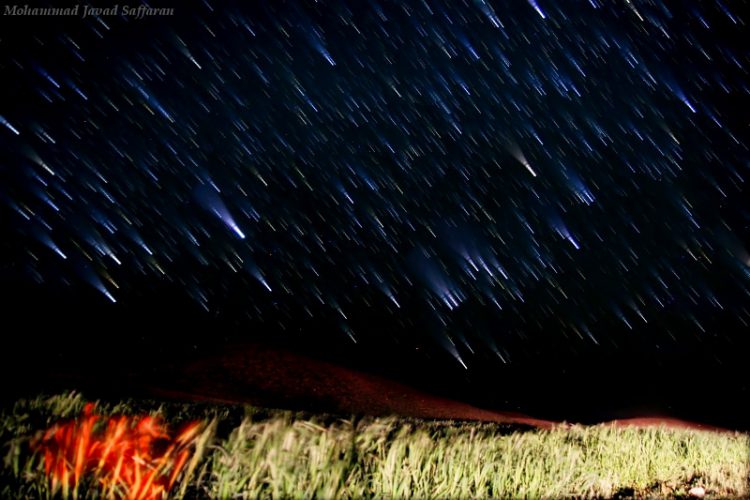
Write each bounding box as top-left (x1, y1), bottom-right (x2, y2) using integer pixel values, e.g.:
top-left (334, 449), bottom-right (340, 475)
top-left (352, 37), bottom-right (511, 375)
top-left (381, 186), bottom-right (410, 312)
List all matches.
top-left (0, 0), bottom-right (747, 400)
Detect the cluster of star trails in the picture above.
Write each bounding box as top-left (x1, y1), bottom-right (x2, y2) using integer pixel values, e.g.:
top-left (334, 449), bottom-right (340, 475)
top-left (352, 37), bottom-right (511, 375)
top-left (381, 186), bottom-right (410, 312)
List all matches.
top-left (1, 0), bottom-right (747, 368)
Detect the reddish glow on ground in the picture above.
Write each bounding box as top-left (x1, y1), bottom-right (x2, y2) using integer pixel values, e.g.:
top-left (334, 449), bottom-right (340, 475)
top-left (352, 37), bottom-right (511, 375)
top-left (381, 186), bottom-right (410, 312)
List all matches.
top-left (33, 403), bottom-right (203, 499)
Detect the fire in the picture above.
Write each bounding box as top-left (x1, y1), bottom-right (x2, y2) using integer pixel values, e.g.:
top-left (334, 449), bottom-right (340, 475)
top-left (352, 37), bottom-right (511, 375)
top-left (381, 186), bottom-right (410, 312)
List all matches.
top-left (32, 403), bottom-right (207, 499)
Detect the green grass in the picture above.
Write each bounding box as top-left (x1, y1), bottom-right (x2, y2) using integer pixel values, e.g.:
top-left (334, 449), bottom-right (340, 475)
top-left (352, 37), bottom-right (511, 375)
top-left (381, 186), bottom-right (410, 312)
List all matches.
top-left (2, 392), bottom-right (748, 498)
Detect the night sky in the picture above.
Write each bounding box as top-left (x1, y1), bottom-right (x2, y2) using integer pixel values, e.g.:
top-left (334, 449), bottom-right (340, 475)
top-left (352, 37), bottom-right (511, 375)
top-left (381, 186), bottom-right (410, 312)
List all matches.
top-left (1, 1), bottom-right (748, 423)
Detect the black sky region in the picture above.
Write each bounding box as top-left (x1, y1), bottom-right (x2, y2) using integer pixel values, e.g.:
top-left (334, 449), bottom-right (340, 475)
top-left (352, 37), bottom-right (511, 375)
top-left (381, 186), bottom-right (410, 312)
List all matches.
top-left (1, 0), bottom-right (749, 427)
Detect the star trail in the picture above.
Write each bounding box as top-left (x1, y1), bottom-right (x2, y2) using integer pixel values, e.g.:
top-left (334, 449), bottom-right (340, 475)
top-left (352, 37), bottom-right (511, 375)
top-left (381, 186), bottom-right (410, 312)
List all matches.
top-left (0, 0), bottom-right (748, 378)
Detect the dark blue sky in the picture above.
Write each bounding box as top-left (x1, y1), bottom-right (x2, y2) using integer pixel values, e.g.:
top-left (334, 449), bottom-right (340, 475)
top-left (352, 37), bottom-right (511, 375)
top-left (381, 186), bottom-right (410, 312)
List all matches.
top-left (0, 0), bottom-right (748, 421)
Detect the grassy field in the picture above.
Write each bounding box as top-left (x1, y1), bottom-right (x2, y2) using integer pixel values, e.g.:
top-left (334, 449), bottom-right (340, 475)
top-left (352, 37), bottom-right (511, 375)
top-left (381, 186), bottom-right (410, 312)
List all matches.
top-left (1, 392), bottom-right (747, 498)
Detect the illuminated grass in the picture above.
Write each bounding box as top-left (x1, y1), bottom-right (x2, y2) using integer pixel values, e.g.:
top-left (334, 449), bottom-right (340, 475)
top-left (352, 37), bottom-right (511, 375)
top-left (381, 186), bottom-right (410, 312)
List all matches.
top-left (2, 392), bottom-right (748, 498)
top-left (1, 394), bottom-right (213, 500)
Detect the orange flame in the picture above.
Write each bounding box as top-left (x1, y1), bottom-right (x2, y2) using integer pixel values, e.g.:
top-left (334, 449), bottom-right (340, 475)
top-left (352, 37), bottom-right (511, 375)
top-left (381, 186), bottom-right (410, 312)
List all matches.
top-left (32, 402), bottom-right (204, 499)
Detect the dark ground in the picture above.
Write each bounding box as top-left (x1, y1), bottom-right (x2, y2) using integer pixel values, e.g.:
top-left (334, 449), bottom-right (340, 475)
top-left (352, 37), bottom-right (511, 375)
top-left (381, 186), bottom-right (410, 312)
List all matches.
top-left (1, 279), bottom-right (748, 432)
